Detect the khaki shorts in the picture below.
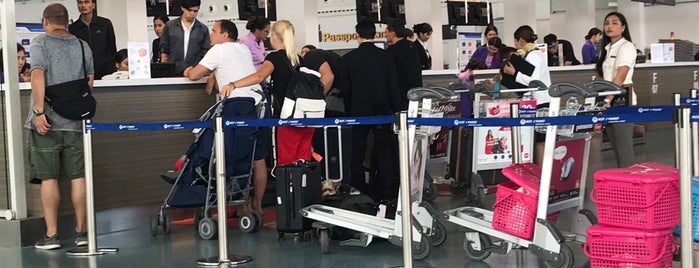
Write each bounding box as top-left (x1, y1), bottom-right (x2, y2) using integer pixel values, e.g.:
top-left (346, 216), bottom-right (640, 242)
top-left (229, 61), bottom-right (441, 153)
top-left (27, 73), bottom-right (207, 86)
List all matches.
top-left (29, 130), bottom-right (84, 181)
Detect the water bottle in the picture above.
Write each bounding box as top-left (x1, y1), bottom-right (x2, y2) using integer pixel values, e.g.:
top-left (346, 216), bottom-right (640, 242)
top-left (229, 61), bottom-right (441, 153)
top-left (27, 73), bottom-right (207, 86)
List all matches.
top-left (566, 94), bottom-right (579, 110)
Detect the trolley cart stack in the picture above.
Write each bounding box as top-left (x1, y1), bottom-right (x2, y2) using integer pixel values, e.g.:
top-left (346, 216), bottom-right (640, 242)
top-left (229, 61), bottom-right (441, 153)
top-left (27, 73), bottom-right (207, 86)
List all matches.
top-left (299, 87), bottom-right (453, 259)
top-left (443, 81), bottom-right (627, 267)
top-left (583, 163), bottom-right (679, 267)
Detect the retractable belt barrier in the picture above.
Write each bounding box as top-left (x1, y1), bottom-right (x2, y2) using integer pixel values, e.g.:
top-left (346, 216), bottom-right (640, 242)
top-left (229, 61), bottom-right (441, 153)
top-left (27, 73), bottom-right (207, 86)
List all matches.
top-left (85, 105), bottom-right (687, 131)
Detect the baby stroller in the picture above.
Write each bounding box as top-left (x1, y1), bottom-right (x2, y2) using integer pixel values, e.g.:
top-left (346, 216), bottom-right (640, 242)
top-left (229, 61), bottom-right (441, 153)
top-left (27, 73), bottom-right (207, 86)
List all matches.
top-left (150, 96), bottom-right (266, 239)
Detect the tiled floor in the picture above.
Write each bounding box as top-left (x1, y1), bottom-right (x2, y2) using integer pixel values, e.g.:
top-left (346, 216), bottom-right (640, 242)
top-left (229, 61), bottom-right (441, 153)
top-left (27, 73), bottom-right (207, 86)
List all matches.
top-left (0, 128), bottom-right (684, 267)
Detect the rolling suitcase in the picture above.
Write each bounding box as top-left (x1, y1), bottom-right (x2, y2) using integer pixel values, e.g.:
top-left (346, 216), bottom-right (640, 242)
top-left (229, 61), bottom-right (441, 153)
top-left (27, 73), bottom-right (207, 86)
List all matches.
top-left (312, 125), bottom-right (352, 181)
top-left (274, 160), bottom-right (322, 238)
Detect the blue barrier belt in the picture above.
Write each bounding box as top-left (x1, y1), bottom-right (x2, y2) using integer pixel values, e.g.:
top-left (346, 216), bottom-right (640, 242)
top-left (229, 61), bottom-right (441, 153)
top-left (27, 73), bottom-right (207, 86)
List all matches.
top-left (85, 105), bottom-right (696, 131)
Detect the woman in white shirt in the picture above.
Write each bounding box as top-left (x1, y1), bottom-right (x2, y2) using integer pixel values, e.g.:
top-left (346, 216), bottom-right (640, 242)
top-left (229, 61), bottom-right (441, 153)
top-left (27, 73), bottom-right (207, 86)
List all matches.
top-left (596, 12), bottom-right (636, 167)
top-left (503, 25), bottom-right (552, 166)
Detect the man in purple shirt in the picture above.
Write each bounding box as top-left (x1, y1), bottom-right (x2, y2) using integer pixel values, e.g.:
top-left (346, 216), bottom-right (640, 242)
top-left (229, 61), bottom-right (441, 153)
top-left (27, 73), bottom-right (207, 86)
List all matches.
top-left (239, 16), bottom-right (270, 70)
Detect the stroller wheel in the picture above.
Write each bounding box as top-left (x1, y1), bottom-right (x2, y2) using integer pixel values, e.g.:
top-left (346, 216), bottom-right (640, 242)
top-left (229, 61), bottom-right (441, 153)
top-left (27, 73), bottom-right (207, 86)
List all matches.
top-left (199, 217), bottom-right (218, 240)
top-left (239, 212), bottom-right (257, 233)
top-left (162, 214), bottom-right (171, 235)
top-left (149, 214), bottom-right (159, 236)
top-left (252, 211), bottom-right (263, 232)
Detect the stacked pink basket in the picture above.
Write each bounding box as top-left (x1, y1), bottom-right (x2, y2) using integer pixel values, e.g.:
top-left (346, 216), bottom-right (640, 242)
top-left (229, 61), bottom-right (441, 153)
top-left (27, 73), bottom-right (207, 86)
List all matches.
top-left (584, 162), bottom-right (679, 268)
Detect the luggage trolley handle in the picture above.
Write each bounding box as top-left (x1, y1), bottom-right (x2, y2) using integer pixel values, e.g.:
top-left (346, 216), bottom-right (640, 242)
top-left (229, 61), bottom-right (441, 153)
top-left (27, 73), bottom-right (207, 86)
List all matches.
top-left (323, 125), bottom-right (343, 181)
top-left (583, 80), bottom-right (627, 97)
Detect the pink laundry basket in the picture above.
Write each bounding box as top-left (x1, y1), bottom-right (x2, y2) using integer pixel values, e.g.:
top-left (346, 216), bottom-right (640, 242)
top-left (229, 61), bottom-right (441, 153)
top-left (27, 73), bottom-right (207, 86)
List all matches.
top-left (592, 162), bottom-right (679, 230)
top-left (583, 225), bottom-right (675, 268)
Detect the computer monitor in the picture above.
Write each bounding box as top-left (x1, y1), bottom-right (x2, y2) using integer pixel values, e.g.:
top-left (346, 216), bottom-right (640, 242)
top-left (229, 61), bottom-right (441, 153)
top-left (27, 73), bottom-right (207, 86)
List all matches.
top-left (150, 63), bottom-right (176, 78)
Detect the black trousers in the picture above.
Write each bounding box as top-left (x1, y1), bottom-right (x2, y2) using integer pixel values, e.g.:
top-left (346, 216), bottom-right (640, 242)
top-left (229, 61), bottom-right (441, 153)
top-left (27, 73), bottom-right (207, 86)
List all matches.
top-left (351, 124), bottom-right (399, 201)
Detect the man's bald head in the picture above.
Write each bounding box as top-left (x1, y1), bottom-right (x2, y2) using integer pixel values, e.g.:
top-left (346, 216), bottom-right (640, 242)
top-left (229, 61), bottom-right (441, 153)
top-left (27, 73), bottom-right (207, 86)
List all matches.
top-left (43, 3), bottom-right (69, 26)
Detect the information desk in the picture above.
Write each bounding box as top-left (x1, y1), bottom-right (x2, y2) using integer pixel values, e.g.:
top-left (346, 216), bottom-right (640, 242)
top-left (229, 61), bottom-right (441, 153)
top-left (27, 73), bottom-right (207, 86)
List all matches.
top-left (11, 78), bottom-right (214, 216)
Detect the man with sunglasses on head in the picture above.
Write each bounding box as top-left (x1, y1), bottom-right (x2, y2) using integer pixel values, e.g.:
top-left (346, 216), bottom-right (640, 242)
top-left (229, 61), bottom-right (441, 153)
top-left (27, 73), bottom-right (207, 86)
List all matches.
top-left (160, 0), bottom-right (210, 75)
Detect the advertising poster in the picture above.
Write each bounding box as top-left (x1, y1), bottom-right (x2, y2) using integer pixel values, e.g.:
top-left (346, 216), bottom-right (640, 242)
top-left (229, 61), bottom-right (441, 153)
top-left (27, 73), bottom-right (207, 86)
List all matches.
top-left (457, 32), bottom-right (482, 71)
top-left (475, 99), bottom-right (535, 169)
top-left (127, 42), bottom-right (151, 79)
top-left (411, 138), bottom-right (426, 200)
top-left (429, 100), bottom-right (461, 159)
top-left (548, 138), bottom-right (586, 203)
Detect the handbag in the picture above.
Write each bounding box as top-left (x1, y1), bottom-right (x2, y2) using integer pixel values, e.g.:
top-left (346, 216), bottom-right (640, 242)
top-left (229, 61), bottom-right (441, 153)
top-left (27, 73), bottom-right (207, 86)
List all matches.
top-left (44, 40), bottom-right (96, 120)
top-left (324, 87), bottom-right (345, 114)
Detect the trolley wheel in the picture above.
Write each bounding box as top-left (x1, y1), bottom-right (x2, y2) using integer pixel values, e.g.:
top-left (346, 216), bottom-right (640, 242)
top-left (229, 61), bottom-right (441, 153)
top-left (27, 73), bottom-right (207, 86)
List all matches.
top-left (449, 180), bottom-right (468, 196)
top-left (319, 229), bottom-right (331, 254)
top-left (239, 212), bottom-right (257, 233)
top-left (543, 244), bottom-right (574, 268)
top-left (149, 214), bottom-right (159, 236)
top-left (412, 236), bottom-right (432, 260)
top-left (193, 208), bottom-right (204, 227)
top-left (429, 221), bottom-right (447, 247)
top-left (161, 214), bottom-right (171, 235)
top-left (198, 217), bottom-right (218, 240)
top-left (464, 233), bottom-right (492, 261)
top-left (252, 211), bottom-right (263, 232)
top-left (422, 173), bottom-right (438, 202)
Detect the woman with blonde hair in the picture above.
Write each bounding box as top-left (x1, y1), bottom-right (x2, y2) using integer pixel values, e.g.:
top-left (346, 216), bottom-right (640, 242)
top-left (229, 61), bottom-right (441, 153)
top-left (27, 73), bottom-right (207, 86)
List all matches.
top-left (224, 19), bottom-right (333, 166)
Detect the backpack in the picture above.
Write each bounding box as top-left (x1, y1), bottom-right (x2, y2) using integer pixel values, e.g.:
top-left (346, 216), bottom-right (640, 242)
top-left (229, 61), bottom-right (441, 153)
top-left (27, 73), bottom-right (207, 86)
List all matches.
top-left (279, 59), bottom-right (326, 119)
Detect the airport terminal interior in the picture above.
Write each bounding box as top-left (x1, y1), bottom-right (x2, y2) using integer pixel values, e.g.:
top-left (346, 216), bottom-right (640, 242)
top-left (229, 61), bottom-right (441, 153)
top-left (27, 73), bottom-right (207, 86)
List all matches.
top-left (2, 0), bottom-right (699, 267)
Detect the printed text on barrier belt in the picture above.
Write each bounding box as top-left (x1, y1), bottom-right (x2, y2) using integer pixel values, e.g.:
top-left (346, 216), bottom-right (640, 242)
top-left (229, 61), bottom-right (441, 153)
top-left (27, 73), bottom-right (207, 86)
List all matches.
top-left (85, 115), bottom-right (396, 131)
top-left (411, 111), bottom-right (673, 127)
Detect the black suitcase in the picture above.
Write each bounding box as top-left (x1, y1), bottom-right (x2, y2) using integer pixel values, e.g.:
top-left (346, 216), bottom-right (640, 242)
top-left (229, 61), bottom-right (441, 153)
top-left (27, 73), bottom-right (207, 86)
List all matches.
top-left (274, 161), bottom-right (322, 237)
top-left (312, 126), bottom-right (352, 181)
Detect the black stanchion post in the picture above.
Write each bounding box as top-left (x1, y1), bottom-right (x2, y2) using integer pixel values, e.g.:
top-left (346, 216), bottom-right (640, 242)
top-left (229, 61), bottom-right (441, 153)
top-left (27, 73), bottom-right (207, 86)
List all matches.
top-left (196, 116), bottom-right (251, 266)
top-left (675, 93), bottom-right (682, 168)
top-left (67, 120), bottom-right (118, 256)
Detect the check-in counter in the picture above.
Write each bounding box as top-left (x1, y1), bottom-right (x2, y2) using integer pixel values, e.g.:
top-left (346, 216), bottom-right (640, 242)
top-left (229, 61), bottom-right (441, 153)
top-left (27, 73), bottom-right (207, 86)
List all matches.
top-left (9, 78), bottom-right (215, 216)
top-left (423, 62), bottom-right (699, 130)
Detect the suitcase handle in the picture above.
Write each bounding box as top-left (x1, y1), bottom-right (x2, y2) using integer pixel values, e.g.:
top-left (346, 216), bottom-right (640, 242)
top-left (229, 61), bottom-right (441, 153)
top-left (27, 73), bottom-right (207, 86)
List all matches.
top-left (323, 125), bottom-right (343, 181)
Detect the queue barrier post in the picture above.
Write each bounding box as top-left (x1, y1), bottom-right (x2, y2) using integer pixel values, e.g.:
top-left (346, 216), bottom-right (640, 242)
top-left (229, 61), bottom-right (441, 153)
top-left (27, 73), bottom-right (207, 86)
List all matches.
top-left (66, 120), bottom-right (119, 256)
top-left (196, 116), bottom-right (252, 266)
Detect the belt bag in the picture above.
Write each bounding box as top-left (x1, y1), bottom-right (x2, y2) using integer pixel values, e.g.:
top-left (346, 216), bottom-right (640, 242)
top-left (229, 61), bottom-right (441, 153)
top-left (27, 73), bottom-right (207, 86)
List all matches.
top-left (44, 39), bottom-right (96, 120)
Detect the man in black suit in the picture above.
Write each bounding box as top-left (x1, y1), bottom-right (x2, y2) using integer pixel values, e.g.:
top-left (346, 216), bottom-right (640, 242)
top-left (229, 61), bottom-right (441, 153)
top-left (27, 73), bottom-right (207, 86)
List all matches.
top-left (385, 19), bottom-right (423, 110)
top-left (342, 20), bottom-right (400, 200)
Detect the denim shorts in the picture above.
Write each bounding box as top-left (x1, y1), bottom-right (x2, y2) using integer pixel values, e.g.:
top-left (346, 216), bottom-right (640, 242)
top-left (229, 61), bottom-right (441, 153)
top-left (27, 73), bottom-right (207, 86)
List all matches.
top-left (29, 130), bottom-right (84, 182)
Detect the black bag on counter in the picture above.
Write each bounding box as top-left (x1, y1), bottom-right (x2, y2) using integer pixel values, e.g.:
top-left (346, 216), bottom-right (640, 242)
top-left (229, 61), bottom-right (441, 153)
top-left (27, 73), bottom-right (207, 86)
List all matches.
top-left (44, 40), bottom-right (96, 120)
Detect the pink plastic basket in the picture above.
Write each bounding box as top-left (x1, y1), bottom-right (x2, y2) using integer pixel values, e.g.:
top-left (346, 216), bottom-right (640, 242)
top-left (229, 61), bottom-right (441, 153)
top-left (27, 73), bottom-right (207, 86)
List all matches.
top-left (492, 163), bottom-right (560, 239)
top-left (592, 162), bottom-right (679, 230)
top-left (492, 181), bottom-right (537, 239)
top-left (583, 225), bottom-right (675, 268)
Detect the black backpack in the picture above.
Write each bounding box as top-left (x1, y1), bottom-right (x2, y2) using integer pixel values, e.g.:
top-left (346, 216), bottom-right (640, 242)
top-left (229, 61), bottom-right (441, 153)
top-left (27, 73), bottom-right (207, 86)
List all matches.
top-left (279, 59), bottom-right (326, 119)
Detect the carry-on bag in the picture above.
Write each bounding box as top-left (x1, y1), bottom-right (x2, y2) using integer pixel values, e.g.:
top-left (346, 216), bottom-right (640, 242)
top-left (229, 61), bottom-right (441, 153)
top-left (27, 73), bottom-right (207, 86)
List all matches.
top-left (274, 161), bottom-right (322, 236)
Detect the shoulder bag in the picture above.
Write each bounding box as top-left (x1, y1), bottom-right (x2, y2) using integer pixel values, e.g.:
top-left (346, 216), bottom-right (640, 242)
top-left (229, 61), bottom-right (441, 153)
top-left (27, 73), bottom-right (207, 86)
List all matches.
top-left (44, 40), bottom-right (97, 120)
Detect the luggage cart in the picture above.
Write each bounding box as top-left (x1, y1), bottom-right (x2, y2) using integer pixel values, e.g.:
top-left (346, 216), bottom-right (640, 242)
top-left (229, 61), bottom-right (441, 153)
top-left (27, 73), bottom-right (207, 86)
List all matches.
top-left (443, 81), bottom-right (625, 267)
top-left (300, 87), bottom-right (452, 259)
top-left (449, 81), bottom-right (545, 205)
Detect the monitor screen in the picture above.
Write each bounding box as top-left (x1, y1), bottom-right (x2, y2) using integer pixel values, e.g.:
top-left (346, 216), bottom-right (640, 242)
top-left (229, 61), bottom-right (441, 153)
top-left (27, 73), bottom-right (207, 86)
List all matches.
top-left (653, 0), bottom-right (676, 6)
top-left (356, 0), bottom-right (380, 23)
top-left (237, 0), bottom-right (277, 21)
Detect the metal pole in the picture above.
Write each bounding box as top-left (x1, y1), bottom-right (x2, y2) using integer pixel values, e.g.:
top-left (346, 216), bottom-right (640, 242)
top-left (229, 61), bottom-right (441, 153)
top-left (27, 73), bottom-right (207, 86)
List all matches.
top-left (510, 103), bottom-right (521, 163)
top-left (398, 112), bottom-right (413, 268)
top-left (67, 121), bottom-right (117, 256)
top-left (197, 116), bottom-right (251, 266)
top-left (678, 107), bottom-right (694, 268)
top-left (675, 93), bottom-right (682, 168)
top-left (691, 89), bottom-right (699, 176)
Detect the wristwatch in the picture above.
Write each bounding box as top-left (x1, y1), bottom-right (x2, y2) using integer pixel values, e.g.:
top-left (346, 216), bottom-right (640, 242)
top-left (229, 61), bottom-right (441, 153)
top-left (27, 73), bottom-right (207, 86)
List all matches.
top-left (33, 108), bottom-right (44, 116)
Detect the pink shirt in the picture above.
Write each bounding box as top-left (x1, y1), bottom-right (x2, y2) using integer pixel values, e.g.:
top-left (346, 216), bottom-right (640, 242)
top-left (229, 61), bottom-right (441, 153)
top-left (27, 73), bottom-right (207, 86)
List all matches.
top-left (239, 32), bottom-right (266, 70)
